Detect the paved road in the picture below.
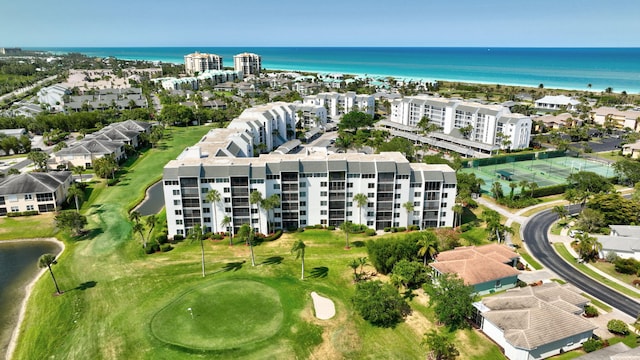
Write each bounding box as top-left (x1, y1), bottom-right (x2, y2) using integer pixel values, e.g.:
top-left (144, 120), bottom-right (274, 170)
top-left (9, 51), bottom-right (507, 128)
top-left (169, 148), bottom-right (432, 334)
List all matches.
top-left (0, 75), bottom-right (58, 103)
top-left (524, 206), bottom-right (640, 318)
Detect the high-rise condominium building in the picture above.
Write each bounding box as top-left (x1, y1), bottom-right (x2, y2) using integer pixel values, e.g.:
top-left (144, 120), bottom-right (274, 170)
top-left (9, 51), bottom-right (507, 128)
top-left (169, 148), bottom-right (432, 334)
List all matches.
top-left (233, 53), bottom-right (261, 76)
top-left (184, 52), bottom-right (223, 75)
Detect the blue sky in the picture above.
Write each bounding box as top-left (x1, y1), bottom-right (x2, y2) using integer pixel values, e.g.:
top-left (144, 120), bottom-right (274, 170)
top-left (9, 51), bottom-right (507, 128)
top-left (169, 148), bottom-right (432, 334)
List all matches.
top-left (2, 0), bottom-right (639, 47)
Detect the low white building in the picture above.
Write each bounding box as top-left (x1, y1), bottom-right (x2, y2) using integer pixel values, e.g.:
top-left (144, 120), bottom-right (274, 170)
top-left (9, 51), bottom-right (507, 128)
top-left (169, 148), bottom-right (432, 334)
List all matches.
top-left (37, 84), bottom-right (70, 112)
top-left (590, 106), bottom-right (640, 130)
top-left (227, 102), bottom-right (297, 152)
top-left (534, 95), bottom-right (581, 111)
top-left (597, 225), bottom-right (640, 259)
top-left (0, 171), bottom-right (73, 215)
top-left (303, 92), bottom-right (375, 120)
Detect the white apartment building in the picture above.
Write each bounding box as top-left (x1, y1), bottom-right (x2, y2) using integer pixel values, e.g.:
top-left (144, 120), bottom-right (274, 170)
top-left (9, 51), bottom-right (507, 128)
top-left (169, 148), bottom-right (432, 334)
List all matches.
top-left (184, 52), bottom-right (223, 75)
top-left (389, 95), bottom-right (532, 151)
top-left (227, 102), bottom-right (297, 152)
top-left (37, 84), bottom-right (71, 112)
top-left (233, 53), bottom-right (261, 76)
top-left (303, 92), bottom-right (375, 120)
top-left (162, 103), bottom-right (456, 238)
top-left (291, 103), bottom-right (327, 129)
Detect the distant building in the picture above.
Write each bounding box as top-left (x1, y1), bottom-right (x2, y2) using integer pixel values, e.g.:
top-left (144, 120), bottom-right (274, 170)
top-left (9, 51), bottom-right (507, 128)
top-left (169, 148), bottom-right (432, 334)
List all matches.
top-left (0, 128), bottom-right (27, 138)
top-left (0, 47), bottom-right (21, 55)
top-left (291, 103), bottom-right (327, 129)
top-left (590, 106), bottom-right (640, 131)
top-left (233, 53), bottom-right (261, 76)
top-left (0, 171), bottom-right (73, 216)
top-left (534, 95), bottom-right (581, 111)
top-left (303, 91), bottom-right (375, 120)
top-left (184, 52), bottom-right (223, 75)
top-left (596, 225), bottom-right (640, 259)
top-left (37, 84), bottom-right (71, 112)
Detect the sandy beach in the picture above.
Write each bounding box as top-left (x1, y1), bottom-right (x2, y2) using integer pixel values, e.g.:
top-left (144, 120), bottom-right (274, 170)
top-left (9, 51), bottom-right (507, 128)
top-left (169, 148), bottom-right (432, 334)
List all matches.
top-left (2, 238), bottom-right (64, 360)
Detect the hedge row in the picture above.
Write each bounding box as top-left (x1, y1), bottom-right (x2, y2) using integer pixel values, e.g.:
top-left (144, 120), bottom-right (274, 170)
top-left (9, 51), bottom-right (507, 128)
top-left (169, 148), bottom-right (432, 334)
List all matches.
top-left (6, 210), bottom-right (40, 217)
top-left (530, 184), bottom-right (567, 198)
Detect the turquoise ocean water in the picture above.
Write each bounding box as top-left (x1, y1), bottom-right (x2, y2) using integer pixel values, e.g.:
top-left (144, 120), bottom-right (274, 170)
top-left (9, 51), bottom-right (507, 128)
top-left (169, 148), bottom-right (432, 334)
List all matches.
top-left (32, 47), bottom-right (640, 93)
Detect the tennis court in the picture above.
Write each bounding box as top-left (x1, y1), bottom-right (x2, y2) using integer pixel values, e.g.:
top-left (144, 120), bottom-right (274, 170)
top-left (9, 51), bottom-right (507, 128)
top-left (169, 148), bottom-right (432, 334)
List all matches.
top-left (460, 155), bottom-right (614, 196)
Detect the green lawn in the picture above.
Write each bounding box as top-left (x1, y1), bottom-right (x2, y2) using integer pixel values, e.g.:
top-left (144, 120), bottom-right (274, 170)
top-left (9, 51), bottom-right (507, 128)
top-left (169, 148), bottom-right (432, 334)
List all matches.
top-left (0, 213), bottom-right (56, 240)
top-left (553, 243), bottom-right (640, 299)
top-left (11, 125), bottom-right (505, 360)
top-left (592, 261), bottom-right (640, 287)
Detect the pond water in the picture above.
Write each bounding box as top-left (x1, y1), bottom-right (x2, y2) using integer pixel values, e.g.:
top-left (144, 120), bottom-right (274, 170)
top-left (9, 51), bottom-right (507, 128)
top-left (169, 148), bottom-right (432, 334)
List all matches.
top-left (133, 180), bottom-right (164, 216)
top-left (0, 240), bottom-right (62, 359)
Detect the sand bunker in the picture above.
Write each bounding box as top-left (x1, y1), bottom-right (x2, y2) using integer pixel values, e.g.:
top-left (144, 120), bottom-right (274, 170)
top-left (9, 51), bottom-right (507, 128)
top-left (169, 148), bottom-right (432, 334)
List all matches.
top-left (311, 291), bottom-right (335, 320)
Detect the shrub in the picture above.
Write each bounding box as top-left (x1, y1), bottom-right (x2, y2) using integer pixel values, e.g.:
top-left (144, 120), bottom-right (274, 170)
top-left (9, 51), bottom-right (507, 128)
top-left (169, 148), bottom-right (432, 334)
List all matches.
top-left (144, 243), bottom-right (160, 254)
top-left (584, 305), bottom-right (599, 318)
top-left (614, 258), bottom-right (640, 275)
top-left (367, 233), bottom-right (421, 274)
top-left (327, 225), bottom-right (335, 230)
top-left (397, 227), bottom-right (406, 232)
top-left (352, 280), bottom-right (409, 327)
top-left (383, 227), bottom-right (391, 232)
top-left (530, 184), bottom-right (567, 198)
top-left (264, 229), bottom-right (283, 241)
top-left (107, 178), bottom-right (119, 186)
top-left (607, 319), bottom-right (630, 335)
top-left (460, 223), bottom-right (472, 232)
top-left (390, 227), bottom-right (398, 233)
top-left (173, 234), bottom-right (184, 241)
top-left (211, 233), bottom-right (223, 240)
top-left (604, 251), bottom-right (619, 263)
top-left (203, 232), bottom-right (213, 239)
top-left (160, 244), bottom-right (173, 252)
top-left (365, 228), bottom-right (376, 236)
top-left (155, 234), bottom-right (168, 244)
top-left (408, 225), bottom-right (420, 231)
top-left (6, 210), bottom-right (39, 217)
top-left (296, 228), bottom-right (304, 233)
top-left (582, 338), bottom-right (603, 353)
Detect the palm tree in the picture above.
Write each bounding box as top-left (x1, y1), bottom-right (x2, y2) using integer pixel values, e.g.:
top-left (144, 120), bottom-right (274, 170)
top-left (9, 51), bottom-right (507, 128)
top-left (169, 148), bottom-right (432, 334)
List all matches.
top-left (39, 254), bottom-right (61, 294)
top-left (528, 182), bottom-right (539, 198)
top-left (145, 215), bottom-right (157, 245)
top-left (508, 182), bottom-right (517, 199)
top-left (129, 210), bottom-right (141, 225)
top-left (403, 201), bottom-right (414, 229)
top-left (491, 181), bottom-right (504, 199)
top-left (518, 180), bottom-right (528, 195)
top-left (417, 231), bottom-right (438, 266)
top-left (221, 215), bottom-right (233, 245)
top-left (575, 232), bottom-right (602, 262)
top-left (348, 259), bottom-right (360, 281)
top-left (238, 224), bottom-right (256, 266)
top-left (250, 190), bottom-right (264, 236)
top-left (340, 220), bottom-right (353, 249)
top-left (262, 194), bottom-right (280, 234)
top-left (72, 165), bottom-right (85, 183)
top-left (66, 183), bottom-right (84, 212)
top-left (189, 224), bottom-right (206, 277)
top-left (551, 205), bottom-right (569, 221)
top-left (291, 239), bottom-right (306, 280)
top-left (206, 189), bottom-right (221, 233)
top-left (353, 193), bottom-right (368, 226)
top-left (133, 222), bottom-right (146, 248)
top-left (452, 204), bottom-right (464, 228)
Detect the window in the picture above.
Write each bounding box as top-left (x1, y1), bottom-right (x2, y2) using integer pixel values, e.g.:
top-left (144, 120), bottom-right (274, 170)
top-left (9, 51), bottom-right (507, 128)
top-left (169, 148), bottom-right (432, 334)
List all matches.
top-left (394, 194), bottom-right (400, 199)
top-left (177, 229), bottom-right (184, 235)
top-left (320, 219), bottom-right (327, 225)
top-left (367, 221), bottom-right (374, 226)
top-left (201, 188), bottom-right (208, 194)
top-left (300, 201), bottom-right (306, 206)
top-left (300, 210), bottom-right (306, 215)
top-left (495, 279), bottom-right (501, 288)
top-left (321, 210), bottom-right (327, 215)
top-left (173, 189), bottom-right (180, 196)
top-left (367, 202), bottom-right (373, 208)
top-left (176, 219), bottom-right (183, 225)
top-left (394, 213), bottom-right (400, 218)
top-left (252, 219), bottom-right (258, 224)
top-left (440, 221), bottom-right (446, 226)
top-left (203, 217), bottom-right (211, 223)
top-left (173, 200), bottom-right (181, 206)
top-left (224, 198), bottom-right (231, 203)
top-left (299, 182), bottom-right (306, 188)
top-left (274, 212), bottom-right (281, 218)
top-left (442, 193), bottom-right (448, 198)
top-left (321, 181), bottom-right (327, 187)
top-left (24, 194), bottom-right (32, 200)
top-left (175, 210), bottom-right (182, 215)
top-left (394, 204), bottom-right (400, 209)
top-left (395, 184), bottom-right (401, 189)
top-left (300, 220), bottom-right (307, 226)
top-left (414, 192), bottom-right (421, 197)
top-left (441, 212), bottom-right (446, 217)
top-left (273, 184), bottom-right (280, 190)
top-left (367, 193), bottom-right (374, 198)
top-left (368, 183), bottom-right (375, 188)
top-left (203, 207), bottom-right (210, 213)
top-left (300, 192), bottom-right (306, 197)
top-left (320, 191), bottom-right (327, 196)
top-left (36, 193), bottom-right (53, 202)
top-left (413, 201), bottom-right (420, 207)
top-left (346, 211), bottom-right (352, 216)
top-left (367, 211), bottom-right (374, 217)
top-left (347, 183), bottom-right (353, 188)
top-left (165, 180), bottom-right (179, 186)
top-left (251, 209), bottom-right (258, 214)
top-left (320, 201), bottom-right (327, 206)
top-left (26, 205), bottom-right (34, 211)
top-left (225, 207), bottom-right (231, 213)
top-left (346, 202), bottom-right (352, 207)
top-left (393, 222), bottom-right (399, 227)
top-left (224, 187), bottom-right (230, 193)
top-left (347, 192), bottom-right (353, 197)
top-left (441, 202), bottom-right (447, 208)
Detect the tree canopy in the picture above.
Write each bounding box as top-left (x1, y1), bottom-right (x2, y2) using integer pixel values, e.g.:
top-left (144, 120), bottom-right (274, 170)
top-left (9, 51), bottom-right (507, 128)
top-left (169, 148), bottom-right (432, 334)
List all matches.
top-left (424, 273), bottom-right (475, 330)
top-left (352, 280), bottom-right (409, 327)
top-left (338, 111), bottom-right (374, 132)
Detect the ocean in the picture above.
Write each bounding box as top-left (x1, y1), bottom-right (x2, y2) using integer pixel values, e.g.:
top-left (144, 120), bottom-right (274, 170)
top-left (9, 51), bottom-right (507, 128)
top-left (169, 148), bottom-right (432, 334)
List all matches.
top-left (30, 47), bottom-right (640, 93)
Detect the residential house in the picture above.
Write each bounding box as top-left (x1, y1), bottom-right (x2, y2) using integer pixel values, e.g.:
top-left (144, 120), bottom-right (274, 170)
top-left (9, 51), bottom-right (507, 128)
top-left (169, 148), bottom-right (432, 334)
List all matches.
top-left (473, 282), bottom-right (595, 360)
top-left (534, 95), bottom-right (581, 112)
top-left (535, 113), bottom-right (577, 130)
top-left (575, 342), bottom-right (640, 359)
top-left (430, 244), bottom-right (520, 295)
top-left (0, 171), bottom-right (73, 216)
top-left (596, 225), bottom-right (640, 259)
top-left (590, 106), bottom-right (640, 131)
top-left (37, 84), bottom-right (70, 112)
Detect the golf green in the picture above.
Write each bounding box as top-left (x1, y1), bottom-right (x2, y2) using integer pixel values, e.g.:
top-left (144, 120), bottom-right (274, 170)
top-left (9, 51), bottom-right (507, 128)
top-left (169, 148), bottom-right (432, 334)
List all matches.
top-left (150, 279), bottom-right (284, 351)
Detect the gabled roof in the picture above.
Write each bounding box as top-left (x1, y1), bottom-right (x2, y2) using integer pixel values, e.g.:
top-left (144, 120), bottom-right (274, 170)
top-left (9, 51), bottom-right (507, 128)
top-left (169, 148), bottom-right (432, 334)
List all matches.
top-left (0, 171), bottom-right (71, 195)
top-left (55, 139), bottom-right (123, 157)
top-left (436, 244), bottom-right (519, 263)
top-left (609, 225), bottom-right (640, 237)
top-left (430, 255), bottom-right (520, 286)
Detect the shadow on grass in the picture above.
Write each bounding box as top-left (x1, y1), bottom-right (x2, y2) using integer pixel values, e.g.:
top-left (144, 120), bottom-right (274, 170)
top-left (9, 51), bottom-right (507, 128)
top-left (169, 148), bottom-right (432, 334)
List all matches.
top-left (351, 240), bottom-right (366, 248)
top-left (76, 281), bottom-right (97, 291)
top-left (308, 266), bottom-right (329, 279)
top-left (222, 261), bottom-right (245, 272)
top-left (261, 256), bottom-right (283, 265)
top-left (74, 228), bottom-right (103, 241)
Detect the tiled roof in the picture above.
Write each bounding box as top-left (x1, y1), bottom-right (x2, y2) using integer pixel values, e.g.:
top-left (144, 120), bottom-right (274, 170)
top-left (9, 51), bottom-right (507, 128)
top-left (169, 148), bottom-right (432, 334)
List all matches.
top-left (55, 139), bottom-right (122, 156)
top-left (435, 244), bottom-right (519, 263)
top-left (0, 171), bottom-right (71, 195)
top-left (430, 255), bottom-right (520, 286)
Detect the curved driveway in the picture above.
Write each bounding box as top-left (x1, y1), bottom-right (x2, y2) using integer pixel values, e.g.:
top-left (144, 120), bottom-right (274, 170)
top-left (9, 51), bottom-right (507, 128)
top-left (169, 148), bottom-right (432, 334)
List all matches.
top-left (524, 206), bottom-right (640, 318)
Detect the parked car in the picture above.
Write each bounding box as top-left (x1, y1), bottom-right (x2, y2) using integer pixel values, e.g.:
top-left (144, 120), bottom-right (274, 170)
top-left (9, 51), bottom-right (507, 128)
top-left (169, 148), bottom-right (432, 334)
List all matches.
top-left (569, 229), bottom-right (584, 238)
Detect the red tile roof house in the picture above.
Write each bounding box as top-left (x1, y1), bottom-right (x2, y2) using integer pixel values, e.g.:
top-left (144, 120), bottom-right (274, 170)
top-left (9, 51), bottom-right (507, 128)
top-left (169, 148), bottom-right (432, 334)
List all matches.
top-left (429, 244), bottom-right (520, 295)
top-left (473, 283), bottom-right (595, 360)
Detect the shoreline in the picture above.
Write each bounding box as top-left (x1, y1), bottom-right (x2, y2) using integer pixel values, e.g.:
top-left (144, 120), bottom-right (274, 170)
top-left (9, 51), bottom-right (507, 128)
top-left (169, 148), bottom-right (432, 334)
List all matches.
top-left (3, 238), bottom-right (64, 360)
top-left (33, 48), bottom-right (640, 94)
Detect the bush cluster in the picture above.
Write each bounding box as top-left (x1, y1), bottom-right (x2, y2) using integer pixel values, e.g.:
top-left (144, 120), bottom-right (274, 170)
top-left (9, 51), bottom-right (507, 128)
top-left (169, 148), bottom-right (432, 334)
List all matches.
top-left (144, 243), bottom-right (160, 254)
top-left (530, 184), bottom-right (567, 198)
top-left (607, 319), bottom-right (630, 335)
top-left (496, 196), bottom-right (540, 208)
top-left (613, 258), bottom-right (640, 275)
top-left (264, 229), bottom-right (283, 242)
top-left (173, 234), bottom-right (184, 241)
top-left (583, 305), bottom-right (599, 318)
top-left (582, 338), bottom-right (604, 353)
top-left (6, 210), bottom-right (39, 217)
top-left (365, 228), bottom-right (376, 236)
top-left (352, 280), bottom-right (409, 327)
top-left (367, 234), bottom-right (421, 274)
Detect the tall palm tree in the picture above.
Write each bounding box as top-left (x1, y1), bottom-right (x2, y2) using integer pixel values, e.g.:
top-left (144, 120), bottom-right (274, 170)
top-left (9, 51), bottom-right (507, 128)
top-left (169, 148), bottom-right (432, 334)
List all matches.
top-left (66, 183), bottom-right (84, 212)
top-left (291, 239), bottom-right (306, 280)
top-left (72, 165), bottom-right (85, 183)
top-left (551, 205), bottom-right (569, 221)
top-left (452, 204), bottom-right (464, 228)
top-left (518, 180), bottom-right (528, 194)
top-left (353, 193), bottom-right (368, 226)
top-left (39, 253), bottom-right (61, 294)
top-left (403, 201), bottom-right (414, 229)
top-left (528, 182), bottom-right (539, 198)
top-left (145, 215), bottom-right (157, 245)
top-left (575, 232), bottom-right (602, 262)
top-left (340, 220), bottom-right (352, 249)
top-left (250, 190), bottom-right (264, 235)
top-left (133, 222), bottom-right (146, 248)
top-left (508, 182), bottom-right (517, 199)
top-left (262, 194), bottom-right (280, 234)
top-left (129, 210), bottom-right (141, 225)
top-left (417, 231), bottom-right (438, 266)
top-left (239, 224), bottom-right (256, 266)
top-left (206, 189), bottom-right (221, 233)
top-left (189, 224), bottom-right (206, 277)
top-left (491, 181), bottom-right (504, 199)
top-left (221, 215), bottom-right (233, 245)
